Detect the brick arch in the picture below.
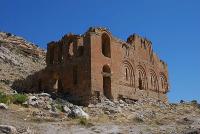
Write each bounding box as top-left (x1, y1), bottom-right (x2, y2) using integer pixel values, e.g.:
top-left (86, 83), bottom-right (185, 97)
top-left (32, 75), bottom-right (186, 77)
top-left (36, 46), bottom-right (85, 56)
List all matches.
top-left (149, 70), bottom-right (159, 92)
top-left (160, 72), bottom-right (168, 93)
top-left (101, 33), bottom-right (111, 58)
top-left (122, 60), bottom-right (135, 87)
top-left (137, 65), bottom-right (148, 90)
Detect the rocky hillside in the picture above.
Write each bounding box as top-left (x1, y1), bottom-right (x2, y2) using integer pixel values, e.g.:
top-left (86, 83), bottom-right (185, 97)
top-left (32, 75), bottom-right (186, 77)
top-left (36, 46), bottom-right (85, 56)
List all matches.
top-left (0, 32), bottom-right (46, 93)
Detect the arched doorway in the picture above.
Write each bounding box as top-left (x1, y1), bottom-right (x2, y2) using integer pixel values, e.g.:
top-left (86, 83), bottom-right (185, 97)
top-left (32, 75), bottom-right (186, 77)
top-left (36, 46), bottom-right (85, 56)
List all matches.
top-left (102, 65), bottom-right (112, 99)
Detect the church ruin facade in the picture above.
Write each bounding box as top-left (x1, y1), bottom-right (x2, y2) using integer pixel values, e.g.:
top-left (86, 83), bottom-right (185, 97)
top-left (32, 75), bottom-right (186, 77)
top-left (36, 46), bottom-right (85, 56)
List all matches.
top-left (37, 27), bottom-right (169, 105)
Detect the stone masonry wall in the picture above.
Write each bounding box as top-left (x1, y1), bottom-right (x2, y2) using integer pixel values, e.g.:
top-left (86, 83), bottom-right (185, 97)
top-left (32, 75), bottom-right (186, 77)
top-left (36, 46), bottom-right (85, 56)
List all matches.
top-left (37, 27), bottom-right (169, 105)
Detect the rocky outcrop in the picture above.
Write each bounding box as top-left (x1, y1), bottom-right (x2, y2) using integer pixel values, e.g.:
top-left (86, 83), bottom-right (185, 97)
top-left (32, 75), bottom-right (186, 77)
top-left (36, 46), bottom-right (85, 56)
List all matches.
top-left (70, 105), bottom-right (89, 119)
top-left (0, 32), bottom-right (45, 93)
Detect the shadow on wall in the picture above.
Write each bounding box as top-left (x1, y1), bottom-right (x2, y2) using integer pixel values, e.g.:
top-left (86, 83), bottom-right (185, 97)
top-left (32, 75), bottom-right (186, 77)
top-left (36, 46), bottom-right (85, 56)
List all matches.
top-left (11, 69), bottom-right (80, 103)
top-left (11, 70), bottom-right (44, 94)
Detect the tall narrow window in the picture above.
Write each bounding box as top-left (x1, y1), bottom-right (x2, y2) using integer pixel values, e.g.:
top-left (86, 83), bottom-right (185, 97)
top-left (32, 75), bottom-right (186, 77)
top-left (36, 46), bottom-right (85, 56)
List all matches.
top-left (101, 33), bottom-right (111, 58)
top-left (160, 73), bottom-right (168, 93)
top-left (73, 66), bottom-right (78, 85)
top-left (125, 68), bottom-right (128, 81)
top-left (139, 73), bottom-right (143, 90)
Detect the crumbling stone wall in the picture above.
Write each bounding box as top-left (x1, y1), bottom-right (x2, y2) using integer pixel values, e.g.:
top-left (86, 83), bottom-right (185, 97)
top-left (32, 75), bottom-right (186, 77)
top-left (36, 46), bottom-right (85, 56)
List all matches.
top-left (37, 27), bottom-right (169, 105)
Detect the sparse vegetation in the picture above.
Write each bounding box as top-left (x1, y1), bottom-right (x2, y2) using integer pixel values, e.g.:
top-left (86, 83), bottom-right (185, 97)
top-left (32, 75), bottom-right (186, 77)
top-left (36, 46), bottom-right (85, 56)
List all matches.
top-left (0, 92), bottom-right (12, 104)
top-left (79, 117), bottom-right (88, 126)
top-left (191, 100), bottom-right (198, 105)
top-left (55, 103), bottom-right (62, 111)
top-left (12, 94), bottom-right (28, 104)
top-left (78, 118), bottom-right (93, 127)
top-left (0, 92), bottom-right (27, 105)
top-left (6, 32), bottom-right (12, 37)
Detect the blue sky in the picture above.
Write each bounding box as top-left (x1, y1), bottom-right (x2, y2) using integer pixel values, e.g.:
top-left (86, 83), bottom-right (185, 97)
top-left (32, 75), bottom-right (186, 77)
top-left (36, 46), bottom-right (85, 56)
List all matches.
top-left (0, 0), bottom-right (200, 102)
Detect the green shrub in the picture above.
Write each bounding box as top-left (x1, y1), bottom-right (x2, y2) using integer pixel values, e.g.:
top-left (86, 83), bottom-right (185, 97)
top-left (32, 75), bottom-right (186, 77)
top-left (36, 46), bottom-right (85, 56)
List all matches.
top-left (0, 92), bottom-right (28, 105)
top-left (12, 94), bottom-right (28, 104)
top-left (55, 104), bottom-right (62, 111)
top-left (0, 92), bottom-right (12, 104)
top-left (79, 118), bottom-right (88, 126)
top-left (191, 100), bottom-right (198, 105)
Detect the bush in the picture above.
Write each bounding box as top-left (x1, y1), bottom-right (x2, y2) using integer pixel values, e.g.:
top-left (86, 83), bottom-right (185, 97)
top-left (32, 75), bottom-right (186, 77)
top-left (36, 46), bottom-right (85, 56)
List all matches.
top-left (6, 33), bottom-right (12, 37)
top-left (55, 104), bottom-right (62, 111)
top-left (0, 92), bottom-right (27, 105)
top-left (191, 100), bottom-right (198, 105)
top-left (12, 94), bottom-right (28, 104)
top-left (0, 93), bottom-right (12, 104)
top-left (79, 118), bottom-right (88, 126)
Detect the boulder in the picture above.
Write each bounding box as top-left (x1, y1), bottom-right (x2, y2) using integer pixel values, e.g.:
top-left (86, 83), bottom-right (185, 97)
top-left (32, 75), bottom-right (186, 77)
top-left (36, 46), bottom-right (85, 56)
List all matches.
top-left (0, 103), bottom-right (8, 110)
top-left (70, 106), bottom-right (89, 119)
top-left (62, 105), bottom-right (71, 114)
top-left (27, 96), bottom-right (38, 106)
top-left (38, 93), bottom-right (51, 97)
top-left (0, 125), bottom-right (17, 134)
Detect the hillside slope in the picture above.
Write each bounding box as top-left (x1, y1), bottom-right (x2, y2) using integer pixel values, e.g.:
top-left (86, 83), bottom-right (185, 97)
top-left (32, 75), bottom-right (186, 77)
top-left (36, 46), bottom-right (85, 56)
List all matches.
top-left (0, 32), bottom-right (46, 93)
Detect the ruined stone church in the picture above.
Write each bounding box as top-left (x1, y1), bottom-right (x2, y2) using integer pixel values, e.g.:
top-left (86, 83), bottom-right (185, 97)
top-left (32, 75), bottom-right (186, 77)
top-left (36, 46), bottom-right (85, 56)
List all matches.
top-left (37, 27), bottom-right (169, 105)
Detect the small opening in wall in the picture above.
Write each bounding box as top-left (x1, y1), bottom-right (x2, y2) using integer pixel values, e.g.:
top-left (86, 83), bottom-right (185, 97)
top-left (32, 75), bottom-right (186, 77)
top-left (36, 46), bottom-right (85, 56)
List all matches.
top-left (139, 78), bottom-right (142, 90)
top-left (125, 68), bottom-right (128, 81)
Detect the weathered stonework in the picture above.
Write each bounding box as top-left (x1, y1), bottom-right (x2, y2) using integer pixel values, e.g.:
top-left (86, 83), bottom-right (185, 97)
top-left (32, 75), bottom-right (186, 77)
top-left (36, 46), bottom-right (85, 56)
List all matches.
top-left (35, 27), bottom-right (169, 105)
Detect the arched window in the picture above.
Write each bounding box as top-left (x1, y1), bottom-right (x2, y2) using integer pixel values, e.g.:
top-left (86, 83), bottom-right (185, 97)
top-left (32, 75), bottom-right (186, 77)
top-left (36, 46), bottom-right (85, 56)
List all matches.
top-left (125, 68), bottom-right (128, 81)
top-left (150, 70), bottom-right (159, 92)
top-left (160, 73), bottom-right (168, 93)
top-left (122, 60), bottom-right (135, 87)
top-left (137, 65), bottom-right (147, 90)
top-left (101, 33), bottom-right (111, 58)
